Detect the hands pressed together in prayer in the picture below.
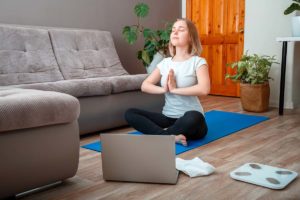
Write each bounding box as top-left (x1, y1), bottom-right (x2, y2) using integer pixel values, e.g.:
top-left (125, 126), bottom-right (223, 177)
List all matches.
top-left (164, 69), bottom-right (177, 93)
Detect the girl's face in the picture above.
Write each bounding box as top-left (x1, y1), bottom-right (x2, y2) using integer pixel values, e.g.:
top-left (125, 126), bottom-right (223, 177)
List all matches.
top-left (170, 20), bottom-right (190, 48)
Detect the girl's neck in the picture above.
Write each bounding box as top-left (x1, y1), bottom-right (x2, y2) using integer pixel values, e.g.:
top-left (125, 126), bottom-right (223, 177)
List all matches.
top-left (173, 47), bottom-right (193, 61)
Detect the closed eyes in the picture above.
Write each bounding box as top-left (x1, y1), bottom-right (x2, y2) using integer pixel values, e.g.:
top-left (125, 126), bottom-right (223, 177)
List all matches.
top-left (172, 26), bottom-right (187, 32)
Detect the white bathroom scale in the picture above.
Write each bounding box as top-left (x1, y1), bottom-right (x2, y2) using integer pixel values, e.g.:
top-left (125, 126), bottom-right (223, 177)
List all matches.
top-left (230, 163), bottom-right (298, 190)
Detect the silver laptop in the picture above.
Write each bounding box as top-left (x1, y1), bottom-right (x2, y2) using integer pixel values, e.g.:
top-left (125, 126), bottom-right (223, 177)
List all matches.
top-left (101, 133), bottom-right (179, 184)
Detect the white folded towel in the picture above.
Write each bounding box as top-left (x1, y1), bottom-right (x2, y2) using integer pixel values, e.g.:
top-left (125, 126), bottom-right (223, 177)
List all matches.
top-left (176, 157), bottom-right (215, 177)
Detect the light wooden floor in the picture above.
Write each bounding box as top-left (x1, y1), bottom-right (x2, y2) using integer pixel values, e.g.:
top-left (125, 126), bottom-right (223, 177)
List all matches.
top-left (23, 95), bottom-right (300, 200)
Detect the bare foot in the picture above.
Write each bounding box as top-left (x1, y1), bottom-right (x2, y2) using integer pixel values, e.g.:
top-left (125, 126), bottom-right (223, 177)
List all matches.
top-left (175, 134), bottom-right (187, 146)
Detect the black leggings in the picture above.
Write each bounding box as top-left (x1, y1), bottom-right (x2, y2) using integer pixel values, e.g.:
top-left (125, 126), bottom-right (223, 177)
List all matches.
top-left (124, 108), bottom-right (208, 140)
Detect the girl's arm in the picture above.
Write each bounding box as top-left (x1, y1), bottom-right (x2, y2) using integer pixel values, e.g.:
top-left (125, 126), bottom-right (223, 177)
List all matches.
top-left (141, 68), bottom-right (168, 94)
top-left (168, 64), bottom-right (210, 96)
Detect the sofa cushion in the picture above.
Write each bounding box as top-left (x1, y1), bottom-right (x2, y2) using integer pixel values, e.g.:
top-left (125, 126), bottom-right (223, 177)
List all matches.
top-left (49, 29), bottom-right (128, 80)
top-left (10, 77), bottom-right (112, 97)
top-left (108, 74), bottom-right (148, 94)
top-left (0, 25), bottom-right (64, 86)
top-left (0, 89), bottom-right (80, 132)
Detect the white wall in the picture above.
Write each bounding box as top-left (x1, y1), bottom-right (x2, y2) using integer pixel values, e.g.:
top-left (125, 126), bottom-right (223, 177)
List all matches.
top-left (182, 0), bottom-right (186, 18)
top-left (182, 0), bottom-right (300, 109)
top-left (245, 0), bottom-right (299, 109)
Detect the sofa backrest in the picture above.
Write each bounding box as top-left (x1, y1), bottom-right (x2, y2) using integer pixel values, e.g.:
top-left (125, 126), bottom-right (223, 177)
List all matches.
top-left (49, 29), bottom-right (128, 80)
top-left (0, 25), bottom-right (64, 86)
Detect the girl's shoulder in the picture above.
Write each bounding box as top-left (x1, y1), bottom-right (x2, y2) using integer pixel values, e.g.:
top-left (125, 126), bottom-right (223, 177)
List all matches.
top-left (191, 55), bottom-right (206, 62)
top-left (192, 56), bottom-right (207, 66)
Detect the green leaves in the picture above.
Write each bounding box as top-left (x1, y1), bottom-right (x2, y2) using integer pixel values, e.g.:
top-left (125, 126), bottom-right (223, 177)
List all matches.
top-left (122, 3), bottom-right (150, 45)
top-left (122, 3), bottom-right (171, 67)
top-left (141, 50), bottom-right (151, 65)
top-left (158, 29), bottom-right (170, 41)
top-left (158, 22), bottom-right (172, 41)
top-left (143, 28), bottom-right (156, 40)
top-left (137, 40), bottom-right (157, 66)
top-left (284, 1), bottom-right (300, 15)
top-left (137, 49), bottom-right (152, 66)
top-left (225, 53), bottom-right (278, 85)
top-left (134, 3), bottom-right (149, 18)
top-left (122, 26), bottom-right (138, 45)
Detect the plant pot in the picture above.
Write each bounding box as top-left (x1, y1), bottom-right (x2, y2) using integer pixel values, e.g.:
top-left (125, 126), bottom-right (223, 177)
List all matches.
top-left (240, 82), bottom-right (270, 112)
top-left (292, 16), bottom-right (300, 37)
top-left (146, 52), bottom-right (165, 74)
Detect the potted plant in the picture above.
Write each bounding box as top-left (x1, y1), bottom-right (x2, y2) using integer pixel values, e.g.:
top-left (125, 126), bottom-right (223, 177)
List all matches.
top-left (122, 3), bottom-right (172, 73)
top-left (284, 0), bottom-right (300, 37)
top-left (225, 53), bottom-right (278, 112)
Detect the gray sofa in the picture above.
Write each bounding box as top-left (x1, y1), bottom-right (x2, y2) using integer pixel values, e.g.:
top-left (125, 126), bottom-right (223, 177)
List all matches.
top-left (0, 24), bottom-right (163, 198)
top-left (0, 24), bottom-right (164, 135)
top-left (0, 88), bottom-right (80, 198)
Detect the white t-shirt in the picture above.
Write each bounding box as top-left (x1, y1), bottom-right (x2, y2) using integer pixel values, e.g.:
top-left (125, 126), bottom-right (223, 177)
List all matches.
top-left (157, 56), bottom-right (207, 118)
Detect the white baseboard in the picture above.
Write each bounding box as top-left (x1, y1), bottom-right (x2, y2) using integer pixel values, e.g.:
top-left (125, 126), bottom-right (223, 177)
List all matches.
top-left (269, 100), bottom-right (294, 109)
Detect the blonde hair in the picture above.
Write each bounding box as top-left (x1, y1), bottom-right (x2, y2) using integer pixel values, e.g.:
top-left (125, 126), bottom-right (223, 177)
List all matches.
top-left (169, 18), bottom-right (203, 57)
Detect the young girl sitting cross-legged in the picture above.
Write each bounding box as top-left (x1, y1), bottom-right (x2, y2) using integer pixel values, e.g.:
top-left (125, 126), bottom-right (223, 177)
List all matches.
top-left (125, 18), bottom-right (210, 146)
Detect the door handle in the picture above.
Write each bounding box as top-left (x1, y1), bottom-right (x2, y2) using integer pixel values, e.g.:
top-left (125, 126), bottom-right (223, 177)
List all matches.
top-left (239, 28), bottom-right (244, 33)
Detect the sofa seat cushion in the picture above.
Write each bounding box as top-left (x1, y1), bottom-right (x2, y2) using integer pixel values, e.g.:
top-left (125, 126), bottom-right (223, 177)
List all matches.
top-left (49, 29), bottom-right (128, 80)
top-left (13, 78), bottom-right (112, 97)
top-left (11, 74), bottom-right (147, 97)
top-left (108, 74), bottom-right (148, 94)
top-left (0, 89), bottom-right (80, 132)
top-left (0, 25), bottom-right (64, 86)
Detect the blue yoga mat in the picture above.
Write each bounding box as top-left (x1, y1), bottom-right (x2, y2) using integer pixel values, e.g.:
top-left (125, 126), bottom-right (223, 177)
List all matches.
top-left (81, 110), bottom-right (269, 155)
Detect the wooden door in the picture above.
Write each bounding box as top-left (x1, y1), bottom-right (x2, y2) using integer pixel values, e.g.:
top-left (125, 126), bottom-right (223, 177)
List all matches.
top-left (187, 0), bottom-right (245, 97)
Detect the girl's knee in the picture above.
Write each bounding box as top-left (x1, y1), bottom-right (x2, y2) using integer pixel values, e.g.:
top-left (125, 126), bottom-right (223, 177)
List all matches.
top-left (124, 108), bottom-right (138, 121)
top-left (184, 111), bottom-right (205, 124)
